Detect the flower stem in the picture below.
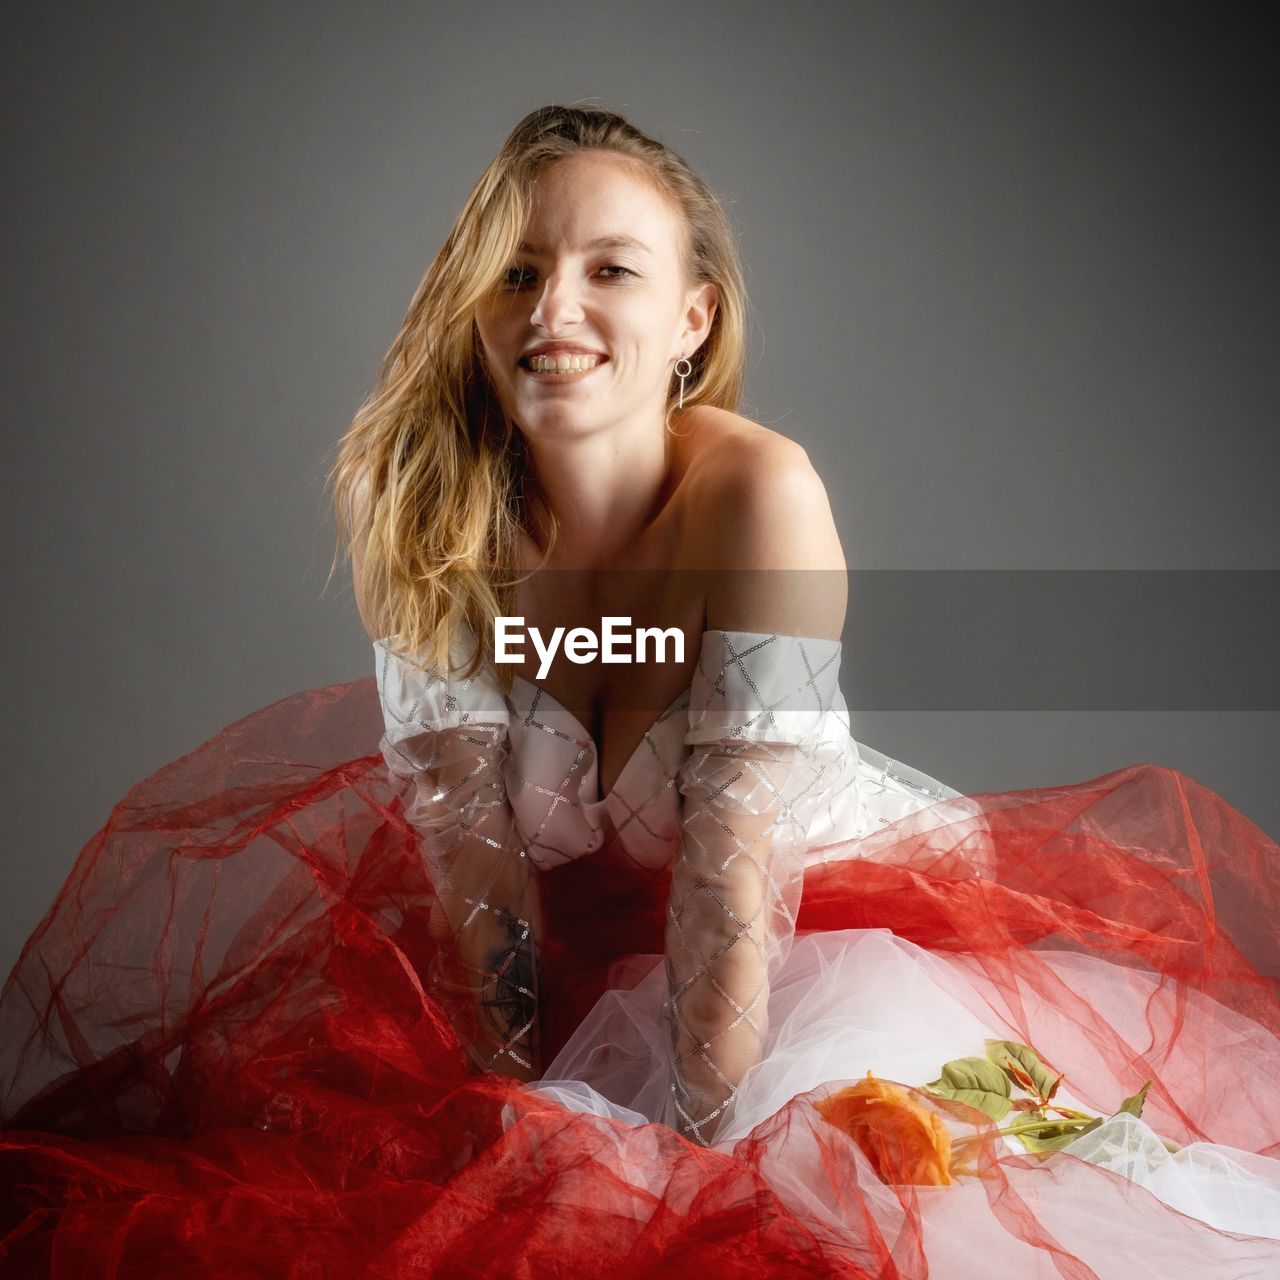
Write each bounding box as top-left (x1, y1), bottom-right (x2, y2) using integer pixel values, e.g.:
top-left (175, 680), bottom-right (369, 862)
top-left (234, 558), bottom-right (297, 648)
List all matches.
top-left (952, 1115), bottom-right (1095, 1156)
top-left (994, 1117), bottom-right (1093, 1139)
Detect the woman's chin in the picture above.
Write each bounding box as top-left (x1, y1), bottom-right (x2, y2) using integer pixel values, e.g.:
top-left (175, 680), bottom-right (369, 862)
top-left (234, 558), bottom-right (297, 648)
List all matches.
top-left (515, 404), bottom-right (606, 438)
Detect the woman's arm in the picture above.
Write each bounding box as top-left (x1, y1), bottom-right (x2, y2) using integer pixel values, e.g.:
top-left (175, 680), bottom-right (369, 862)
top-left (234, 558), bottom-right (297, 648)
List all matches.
top-left (402, 724), bottom-right (544, 1081)
top-left (354, 477), bottom-right (543, 1079)
top-left (668, 738), bottom-right (812, 1140)
top-left (667, 440), bottom-right (848, 1144)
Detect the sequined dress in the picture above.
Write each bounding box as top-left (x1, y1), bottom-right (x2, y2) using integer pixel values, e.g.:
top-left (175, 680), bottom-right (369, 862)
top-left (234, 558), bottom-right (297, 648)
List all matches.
top-left (1, 627), bottom-right (1278, 1277)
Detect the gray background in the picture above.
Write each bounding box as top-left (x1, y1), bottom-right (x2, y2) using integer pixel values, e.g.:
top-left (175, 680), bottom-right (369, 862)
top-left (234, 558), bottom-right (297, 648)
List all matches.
top-left (4, 1), bottom-right (1277, 983)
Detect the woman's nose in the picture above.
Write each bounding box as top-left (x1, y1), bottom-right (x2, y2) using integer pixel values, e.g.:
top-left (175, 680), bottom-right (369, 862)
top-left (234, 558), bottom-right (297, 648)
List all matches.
top-left (529, 270), bottom-right (584, 329)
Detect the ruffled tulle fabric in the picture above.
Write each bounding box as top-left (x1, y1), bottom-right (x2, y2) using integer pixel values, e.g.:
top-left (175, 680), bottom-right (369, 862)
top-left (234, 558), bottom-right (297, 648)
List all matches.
top-left (2, 675), bottom-right (1279, 1277)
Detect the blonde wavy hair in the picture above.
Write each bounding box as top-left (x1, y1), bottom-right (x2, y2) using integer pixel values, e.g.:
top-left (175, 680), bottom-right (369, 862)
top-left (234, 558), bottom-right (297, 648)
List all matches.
top-left (326, 103), bottom-right (749, 686)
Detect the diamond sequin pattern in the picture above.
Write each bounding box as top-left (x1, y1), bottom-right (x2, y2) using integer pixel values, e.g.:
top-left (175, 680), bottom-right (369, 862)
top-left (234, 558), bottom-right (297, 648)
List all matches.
top-left (664, 632), bottom-right (854, 1146)
top-left (376, 639), bottom-right (543, 1078)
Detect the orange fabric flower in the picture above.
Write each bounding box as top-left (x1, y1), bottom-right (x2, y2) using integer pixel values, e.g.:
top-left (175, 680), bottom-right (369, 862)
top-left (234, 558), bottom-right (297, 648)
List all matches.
top-left (815, 1071), bottom-right (954, 1186)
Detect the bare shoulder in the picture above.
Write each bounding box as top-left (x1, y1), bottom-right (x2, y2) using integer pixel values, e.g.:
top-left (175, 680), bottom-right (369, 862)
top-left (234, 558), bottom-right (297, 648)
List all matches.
top-left (681, 407), bottom-right (845, 571)
top-left (679, 404), bottom-right (807, 471)
top-left (680, 407), bottom-right (847, 638)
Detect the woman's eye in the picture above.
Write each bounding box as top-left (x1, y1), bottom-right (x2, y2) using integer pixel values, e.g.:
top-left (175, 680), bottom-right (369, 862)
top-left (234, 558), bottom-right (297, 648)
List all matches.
top-left (501, 263), bottom-right (636, 290)
top-left (503, 266), bottom-right (535, 289)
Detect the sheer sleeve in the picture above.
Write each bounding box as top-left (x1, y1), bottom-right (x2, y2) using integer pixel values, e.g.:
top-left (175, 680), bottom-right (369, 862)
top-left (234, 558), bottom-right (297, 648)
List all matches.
top-left (374, 629), bottom-right (544, 1080)
top-left (664, 630), bottom-right (855, 1146)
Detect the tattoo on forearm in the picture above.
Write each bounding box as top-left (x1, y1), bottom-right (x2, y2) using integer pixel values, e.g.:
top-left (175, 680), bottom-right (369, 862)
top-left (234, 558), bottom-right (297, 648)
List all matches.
top-left (478, 907), bottom-right (542, 1060)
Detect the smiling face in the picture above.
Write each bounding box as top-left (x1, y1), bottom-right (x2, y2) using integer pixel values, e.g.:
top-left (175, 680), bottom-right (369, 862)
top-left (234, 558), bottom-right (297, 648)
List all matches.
top-left (475, 151), bottom-right (715, 442)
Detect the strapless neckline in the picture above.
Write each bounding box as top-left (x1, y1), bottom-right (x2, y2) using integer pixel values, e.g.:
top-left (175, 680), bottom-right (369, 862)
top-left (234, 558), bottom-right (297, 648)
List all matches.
top-left (505, 672), bottom-right (692, 802)
top-left (499, 627), bottom-right (839, 798)
top-left (376, 626), bottom-right (946, 875)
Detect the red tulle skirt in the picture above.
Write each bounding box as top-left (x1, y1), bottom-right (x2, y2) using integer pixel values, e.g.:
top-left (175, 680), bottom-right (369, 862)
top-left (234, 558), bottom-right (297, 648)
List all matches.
top-left (1, 676), bottom-right (1278, 1277)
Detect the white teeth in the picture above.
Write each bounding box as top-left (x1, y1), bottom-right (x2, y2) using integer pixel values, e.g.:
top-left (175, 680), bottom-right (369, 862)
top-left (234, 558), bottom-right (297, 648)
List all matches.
top-left (525, 353), bottom-right (603, 373)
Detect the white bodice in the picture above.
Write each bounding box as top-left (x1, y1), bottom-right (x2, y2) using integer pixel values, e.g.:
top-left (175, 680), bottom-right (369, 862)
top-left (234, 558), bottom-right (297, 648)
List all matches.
top-left (374, 628), bottom-right (964, 874)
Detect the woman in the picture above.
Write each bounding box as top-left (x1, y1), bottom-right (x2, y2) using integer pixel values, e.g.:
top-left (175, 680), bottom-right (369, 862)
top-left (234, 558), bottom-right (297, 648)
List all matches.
top-left (2, 105), bottom-right (1277, 1276)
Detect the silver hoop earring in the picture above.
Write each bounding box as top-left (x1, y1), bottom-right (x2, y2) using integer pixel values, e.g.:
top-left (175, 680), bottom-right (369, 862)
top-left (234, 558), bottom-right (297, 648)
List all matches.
top-left (674, 356), bottom-right (693, 409)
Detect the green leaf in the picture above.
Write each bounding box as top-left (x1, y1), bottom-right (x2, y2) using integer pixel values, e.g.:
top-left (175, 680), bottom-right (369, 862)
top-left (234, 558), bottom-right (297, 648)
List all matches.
top-left (924, 1056), bottom-right (1012, 1121)
top-left (1014, 1116), bottom-right (1102, 1155)
top-left (1117, 1080), bottom-right (1152, 1118)
top-left (984, 1040), bottom-right (1061, 1102)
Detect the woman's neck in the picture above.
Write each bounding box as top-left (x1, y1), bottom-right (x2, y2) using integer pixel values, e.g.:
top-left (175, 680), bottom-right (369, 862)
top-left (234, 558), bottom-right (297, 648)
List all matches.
top-left (522, 417), bottom-right (679, 570)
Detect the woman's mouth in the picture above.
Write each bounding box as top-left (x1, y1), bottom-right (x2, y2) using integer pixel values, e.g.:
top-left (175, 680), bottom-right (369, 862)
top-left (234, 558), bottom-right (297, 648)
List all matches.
top-left (519, 352), bottom-right (607, 380)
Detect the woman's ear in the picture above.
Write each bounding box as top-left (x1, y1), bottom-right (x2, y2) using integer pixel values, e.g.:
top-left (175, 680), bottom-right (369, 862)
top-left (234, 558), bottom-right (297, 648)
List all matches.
top-left (679, 281), bottom-right (718, 356)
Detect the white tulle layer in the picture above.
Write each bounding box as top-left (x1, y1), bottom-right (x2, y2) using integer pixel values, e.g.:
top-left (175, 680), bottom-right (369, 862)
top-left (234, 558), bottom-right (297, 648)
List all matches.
top-left (516, 928), bottom-right (1280, 1270)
